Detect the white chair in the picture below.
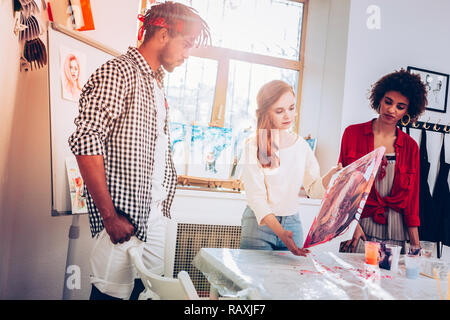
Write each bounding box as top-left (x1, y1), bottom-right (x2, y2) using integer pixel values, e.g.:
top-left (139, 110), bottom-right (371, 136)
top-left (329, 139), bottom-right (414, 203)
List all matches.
top-left (127, 246), bottom-right (199, 300)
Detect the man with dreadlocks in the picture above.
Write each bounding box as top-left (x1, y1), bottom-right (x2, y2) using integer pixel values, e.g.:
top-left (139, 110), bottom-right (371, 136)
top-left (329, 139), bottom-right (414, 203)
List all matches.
top-left (68, 2), bottom-right (210, 300)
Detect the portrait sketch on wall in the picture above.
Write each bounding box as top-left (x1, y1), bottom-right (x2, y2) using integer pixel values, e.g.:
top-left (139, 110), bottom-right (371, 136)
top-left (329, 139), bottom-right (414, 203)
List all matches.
top-left (408, 66), bottom-right (449, 113)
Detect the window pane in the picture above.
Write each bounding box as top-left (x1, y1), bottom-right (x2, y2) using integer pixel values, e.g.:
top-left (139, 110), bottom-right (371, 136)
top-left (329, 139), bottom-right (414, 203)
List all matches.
top-left (225, 60), bottom-right (298, 178)
top-left (178, 0), bottom-right (304, 60)
top-left (188, 125), bottom-right (234, 179)
top-left (165, 56), bottom-right (218, 125)
top-left (225, 59), bottom-right (299, 130)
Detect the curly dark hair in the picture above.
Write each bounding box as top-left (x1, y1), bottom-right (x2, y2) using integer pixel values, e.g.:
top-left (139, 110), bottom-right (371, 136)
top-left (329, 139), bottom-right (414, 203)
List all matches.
top-left (369, 69), bottom-right (428, 121)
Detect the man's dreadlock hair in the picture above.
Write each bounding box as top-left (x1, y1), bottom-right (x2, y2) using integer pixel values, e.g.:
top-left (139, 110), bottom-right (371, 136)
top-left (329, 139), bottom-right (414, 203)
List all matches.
top-left (142, 1), bottom-right (211, 47)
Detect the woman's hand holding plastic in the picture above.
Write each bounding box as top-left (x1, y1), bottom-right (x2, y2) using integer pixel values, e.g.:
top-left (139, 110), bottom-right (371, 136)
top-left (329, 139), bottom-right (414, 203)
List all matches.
top-left (342, 222), bottom-right (367, 252)
top-left (322, 163), bottom-right (343, 188)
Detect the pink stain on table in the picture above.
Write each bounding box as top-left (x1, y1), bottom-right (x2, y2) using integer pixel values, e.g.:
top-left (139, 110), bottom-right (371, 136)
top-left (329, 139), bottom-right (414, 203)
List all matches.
top-left (310, 259), bottom-right (395, 281)
top-left (298, 270), bottom-right (322, 276)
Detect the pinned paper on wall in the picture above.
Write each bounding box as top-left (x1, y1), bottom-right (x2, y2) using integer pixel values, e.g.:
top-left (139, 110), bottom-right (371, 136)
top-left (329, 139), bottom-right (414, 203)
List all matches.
top-left (65, 157), bottom-right (87, 214)
top-left (71, 0), bottom-right (95, 31)
top-left (303, 147), bottom-right (385, 248)
top-left (48, 0), bottom-right (95, 31)
top-left (60, 45), bottom-right (87, 102)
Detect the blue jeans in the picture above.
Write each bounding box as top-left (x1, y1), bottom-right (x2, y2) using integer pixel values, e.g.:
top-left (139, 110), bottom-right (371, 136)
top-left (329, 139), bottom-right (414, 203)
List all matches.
top-left (240, 206), bottom-right (303, 251)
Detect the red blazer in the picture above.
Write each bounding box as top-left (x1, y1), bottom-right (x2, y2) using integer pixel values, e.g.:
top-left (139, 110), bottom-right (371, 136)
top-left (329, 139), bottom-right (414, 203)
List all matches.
top-left (338, 120), bottom-right (420, 227)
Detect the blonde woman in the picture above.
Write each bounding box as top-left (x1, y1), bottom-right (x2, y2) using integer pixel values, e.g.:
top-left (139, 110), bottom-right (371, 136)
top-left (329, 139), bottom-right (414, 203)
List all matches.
top-left (239, 80), bottom-right (341, 256)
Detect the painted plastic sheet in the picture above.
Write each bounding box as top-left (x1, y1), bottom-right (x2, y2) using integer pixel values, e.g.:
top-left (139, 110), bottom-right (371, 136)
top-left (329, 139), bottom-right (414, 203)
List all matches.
top-left (303, 147), bottom-right (385, 248)
top-left (193, 248), bottom-right (445, 300)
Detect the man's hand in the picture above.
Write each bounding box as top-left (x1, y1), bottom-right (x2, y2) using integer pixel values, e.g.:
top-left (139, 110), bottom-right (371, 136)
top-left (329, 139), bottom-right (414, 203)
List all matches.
top-left (75, 155), bottom-right (135, 244)
top-left (103, 212), bottom-right (135, 244)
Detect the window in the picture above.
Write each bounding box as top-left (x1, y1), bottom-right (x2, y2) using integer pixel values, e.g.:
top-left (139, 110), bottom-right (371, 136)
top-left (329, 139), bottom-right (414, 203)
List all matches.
top-left (141, 0), bottom-right (308, 181)
top-left (165, 57), bottom-right (218, 125)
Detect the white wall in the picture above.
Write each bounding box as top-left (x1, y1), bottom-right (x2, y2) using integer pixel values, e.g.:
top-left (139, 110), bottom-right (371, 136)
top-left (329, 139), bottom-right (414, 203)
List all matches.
top-left (0, 0), bottom-right (22, 298)
top-left (81, 0), bottom-right (142, 53)
top-left (299, 0), bottom-right (351, 174)
top-left (341, 0), bottom-right (450, 191)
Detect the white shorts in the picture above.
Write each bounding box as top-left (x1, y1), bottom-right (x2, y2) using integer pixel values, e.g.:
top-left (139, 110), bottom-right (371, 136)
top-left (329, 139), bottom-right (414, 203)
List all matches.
top-left (89, 207), bottom-right (168, 299)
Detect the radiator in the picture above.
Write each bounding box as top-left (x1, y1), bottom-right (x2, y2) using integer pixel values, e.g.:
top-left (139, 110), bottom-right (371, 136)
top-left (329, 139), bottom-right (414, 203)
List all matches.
top-left (169, 223), bottom-right (242, 297)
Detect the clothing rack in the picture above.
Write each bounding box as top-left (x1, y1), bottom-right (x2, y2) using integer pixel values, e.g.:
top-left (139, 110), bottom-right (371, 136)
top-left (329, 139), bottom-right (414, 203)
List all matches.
top-left (400, 118), bottom-right (449, 259)
top-left (398, 119), bottom-right (450, 134)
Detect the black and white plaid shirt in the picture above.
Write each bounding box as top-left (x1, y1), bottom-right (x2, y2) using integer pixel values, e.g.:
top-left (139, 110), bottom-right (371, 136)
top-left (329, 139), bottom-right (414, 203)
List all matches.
top-left (68, 47), bottom-right (177, 242)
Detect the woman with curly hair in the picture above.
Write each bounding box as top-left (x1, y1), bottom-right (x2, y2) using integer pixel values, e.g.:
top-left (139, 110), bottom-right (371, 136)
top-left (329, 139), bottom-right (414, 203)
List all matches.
top-left (340, 69), bottom-right (427, 254)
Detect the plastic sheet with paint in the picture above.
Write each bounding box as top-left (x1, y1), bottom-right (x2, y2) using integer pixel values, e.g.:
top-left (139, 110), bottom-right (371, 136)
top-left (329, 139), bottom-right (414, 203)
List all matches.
top-left (193, 248), bottom-right (447, 300)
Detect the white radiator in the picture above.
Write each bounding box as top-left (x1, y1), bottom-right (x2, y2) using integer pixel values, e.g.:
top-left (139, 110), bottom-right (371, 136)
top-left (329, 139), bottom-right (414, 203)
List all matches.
top-left (165, 221), bottom-right (241, 297)
top-left (164, 189), bottom-right (246, 297)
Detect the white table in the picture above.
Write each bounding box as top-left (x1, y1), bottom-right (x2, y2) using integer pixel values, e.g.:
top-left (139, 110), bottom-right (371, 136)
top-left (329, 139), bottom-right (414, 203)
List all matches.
top-left (193, 248), bottom-right (445, 300)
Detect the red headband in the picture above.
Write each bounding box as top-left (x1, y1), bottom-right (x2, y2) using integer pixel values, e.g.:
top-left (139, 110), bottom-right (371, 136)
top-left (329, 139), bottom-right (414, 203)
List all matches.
top-left (138, 14), bottom-right (184, 41)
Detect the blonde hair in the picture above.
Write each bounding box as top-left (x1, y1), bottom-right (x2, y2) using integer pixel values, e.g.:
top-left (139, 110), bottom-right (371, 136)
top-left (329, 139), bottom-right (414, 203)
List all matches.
top-left (255, 80), bottom-right (295, 169)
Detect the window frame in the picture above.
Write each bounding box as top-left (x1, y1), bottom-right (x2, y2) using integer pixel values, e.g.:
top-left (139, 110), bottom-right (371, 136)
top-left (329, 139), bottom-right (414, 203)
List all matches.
top-left (139, 0), bottom-right (309, 133)
top-left (138, 0), bottom-right (309, 189)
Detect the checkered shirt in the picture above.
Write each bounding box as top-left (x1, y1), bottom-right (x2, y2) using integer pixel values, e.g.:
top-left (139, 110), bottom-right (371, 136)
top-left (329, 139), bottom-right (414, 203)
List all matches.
top-left (68, 47), bottom-right (177, 242)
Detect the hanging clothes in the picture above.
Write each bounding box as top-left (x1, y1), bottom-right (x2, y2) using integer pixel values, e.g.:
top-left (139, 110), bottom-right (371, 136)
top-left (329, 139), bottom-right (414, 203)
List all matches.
top-left (418, 129), bottom-right (438, 242)
top-left (432, 135), bottom-right (450, 252)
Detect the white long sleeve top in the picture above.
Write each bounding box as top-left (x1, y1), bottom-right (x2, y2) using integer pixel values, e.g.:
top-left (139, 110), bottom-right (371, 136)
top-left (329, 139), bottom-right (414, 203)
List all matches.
top-left (239, 136), bottom-right (326, 225)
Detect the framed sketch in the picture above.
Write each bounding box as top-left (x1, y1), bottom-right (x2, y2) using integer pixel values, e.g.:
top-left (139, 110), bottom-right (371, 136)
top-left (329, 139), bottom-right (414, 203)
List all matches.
top-left (407, 66), bottom-right (449, 113)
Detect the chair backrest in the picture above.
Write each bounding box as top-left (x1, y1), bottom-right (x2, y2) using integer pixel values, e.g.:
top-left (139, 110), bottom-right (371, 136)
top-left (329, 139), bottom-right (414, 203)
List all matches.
top-left (128, 246), bottom-right (199, 300)
top-left (164, 219), bottom-right (242, 297)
